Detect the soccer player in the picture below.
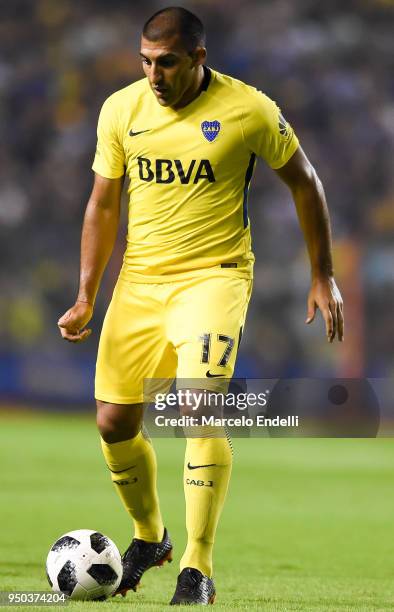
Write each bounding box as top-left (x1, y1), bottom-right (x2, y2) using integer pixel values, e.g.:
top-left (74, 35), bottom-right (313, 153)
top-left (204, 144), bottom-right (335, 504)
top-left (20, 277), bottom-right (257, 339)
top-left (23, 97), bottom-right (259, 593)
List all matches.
top-left (58, 6), bottom-right (344, 606)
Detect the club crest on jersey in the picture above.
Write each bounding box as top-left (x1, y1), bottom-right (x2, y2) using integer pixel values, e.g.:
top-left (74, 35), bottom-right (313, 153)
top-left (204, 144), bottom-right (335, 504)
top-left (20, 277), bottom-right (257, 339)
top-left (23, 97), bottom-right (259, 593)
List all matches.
top-left (201, 120), bottom-right (220, 142)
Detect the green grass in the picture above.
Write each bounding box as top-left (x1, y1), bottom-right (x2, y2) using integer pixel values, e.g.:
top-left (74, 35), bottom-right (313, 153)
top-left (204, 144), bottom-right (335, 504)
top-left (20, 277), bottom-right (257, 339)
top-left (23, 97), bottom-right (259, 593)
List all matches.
top-left (1, 412), bottom-right (394, 610)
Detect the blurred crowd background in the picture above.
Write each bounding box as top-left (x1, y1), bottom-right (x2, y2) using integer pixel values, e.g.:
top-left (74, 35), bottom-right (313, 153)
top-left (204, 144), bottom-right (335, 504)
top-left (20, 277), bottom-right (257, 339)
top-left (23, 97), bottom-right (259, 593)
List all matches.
top-left (0, 0), bottom-right (393, 405)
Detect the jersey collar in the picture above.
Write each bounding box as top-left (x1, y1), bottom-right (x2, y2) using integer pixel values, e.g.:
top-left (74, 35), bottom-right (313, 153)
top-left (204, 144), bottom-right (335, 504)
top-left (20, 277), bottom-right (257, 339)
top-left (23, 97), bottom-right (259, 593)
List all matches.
top-left (201, 65), bottom-right (212, 92)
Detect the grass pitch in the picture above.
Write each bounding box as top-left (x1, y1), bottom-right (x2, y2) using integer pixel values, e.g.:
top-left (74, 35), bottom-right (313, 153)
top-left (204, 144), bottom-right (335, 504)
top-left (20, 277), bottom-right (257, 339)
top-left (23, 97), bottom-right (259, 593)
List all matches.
top-left (1, 411), bottom-right (394, 611)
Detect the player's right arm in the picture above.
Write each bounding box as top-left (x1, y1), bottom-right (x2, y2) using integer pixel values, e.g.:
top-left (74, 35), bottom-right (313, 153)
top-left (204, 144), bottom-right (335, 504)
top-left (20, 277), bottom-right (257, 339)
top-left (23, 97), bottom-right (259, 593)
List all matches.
top-left (58, 173), bottom-right (123, 343)
top-left (58, 93), bottom-right (126, 342)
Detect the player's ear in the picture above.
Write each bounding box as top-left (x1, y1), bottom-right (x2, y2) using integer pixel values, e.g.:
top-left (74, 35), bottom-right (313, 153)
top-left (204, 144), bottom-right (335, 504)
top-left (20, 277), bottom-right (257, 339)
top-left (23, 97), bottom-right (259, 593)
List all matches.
top-left (191, 46), bottom-right (207, 67)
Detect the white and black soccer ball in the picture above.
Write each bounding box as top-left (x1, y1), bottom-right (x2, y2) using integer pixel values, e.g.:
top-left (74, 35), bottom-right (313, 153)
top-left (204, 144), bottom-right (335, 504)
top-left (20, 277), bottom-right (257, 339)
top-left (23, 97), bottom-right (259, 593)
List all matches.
top-left (46, 529), bottom-right (122, 600)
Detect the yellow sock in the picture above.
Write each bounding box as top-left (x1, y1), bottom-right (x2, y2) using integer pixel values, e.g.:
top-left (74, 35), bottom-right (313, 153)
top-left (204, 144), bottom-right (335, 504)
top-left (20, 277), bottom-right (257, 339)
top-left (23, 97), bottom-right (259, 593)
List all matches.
top-left (180, 434), bottom-right (233, 577)
top-left (100, 431), bottom-right (164, 542)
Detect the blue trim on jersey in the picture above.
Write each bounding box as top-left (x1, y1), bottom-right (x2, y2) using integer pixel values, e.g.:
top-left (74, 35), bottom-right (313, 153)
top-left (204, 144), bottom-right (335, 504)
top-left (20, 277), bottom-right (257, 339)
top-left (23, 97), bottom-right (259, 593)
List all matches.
top-left (242, 153), bottom-right (256, 228)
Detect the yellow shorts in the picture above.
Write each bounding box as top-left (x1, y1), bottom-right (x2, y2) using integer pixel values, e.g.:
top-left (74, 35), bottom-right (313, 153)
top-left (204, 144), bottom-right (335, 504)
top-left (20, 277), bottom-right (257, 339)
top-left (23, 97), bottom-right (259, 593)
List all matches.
top-left (95, 274), bottom-right (252, 404)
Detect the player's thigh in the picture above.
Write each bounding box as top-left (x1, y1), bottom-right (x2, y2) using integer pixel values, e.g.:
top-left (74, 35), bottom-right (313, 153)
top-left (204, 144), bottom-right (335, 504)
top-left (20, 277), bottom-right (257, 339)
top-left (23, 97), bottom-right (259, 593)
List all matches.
top-left (95, 278), bottom-right (176, 404)
top-left (168, 275), bottom-right (252, 381)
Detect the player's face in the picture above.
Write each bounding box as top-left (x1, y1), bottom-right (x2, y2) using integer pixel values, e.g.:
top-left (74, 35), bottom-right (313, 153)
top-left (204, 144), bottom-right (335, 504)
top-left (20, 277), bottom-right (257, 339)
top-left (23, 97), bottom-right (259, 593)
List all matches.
top-left (140, 35), bottom-right (204, 109)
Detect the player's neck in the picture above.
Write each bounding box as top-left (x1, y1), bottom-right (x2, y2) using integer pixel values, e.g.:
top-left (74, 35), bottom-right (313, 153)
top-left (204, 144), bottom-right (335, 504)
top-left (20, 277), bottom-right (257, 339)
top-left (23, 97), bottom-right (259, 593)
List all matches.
top-left (172, 65), bottom-right (205, 110)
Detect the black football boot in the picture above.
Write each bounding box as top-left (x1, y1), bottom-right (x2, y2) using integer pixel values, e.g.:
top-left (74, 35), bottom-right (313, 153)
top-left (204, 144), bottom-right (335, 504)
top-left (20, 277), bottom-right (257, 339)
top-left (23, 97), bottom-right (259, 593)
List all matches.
top-left (170, 567), bottom-right (216, 605)
top-left (115, 527), bottom-right (173, 596)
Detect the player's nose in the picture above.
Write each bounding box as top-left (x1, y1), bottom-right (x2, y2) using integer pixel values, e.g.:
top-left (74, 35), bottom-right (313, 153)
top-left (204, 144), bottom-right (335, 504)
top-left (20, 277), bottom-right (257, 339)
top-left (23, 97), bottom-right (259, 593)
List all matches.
top-left (150, 63), bottom-right (164, 86)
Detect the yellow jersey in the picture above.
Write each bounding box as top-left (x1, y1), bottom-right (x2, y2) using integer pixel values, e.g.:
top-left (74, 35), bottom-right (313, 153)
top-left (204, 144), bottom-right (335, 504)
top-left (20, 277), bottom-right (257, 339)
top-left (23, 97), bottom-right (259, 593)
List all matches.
top-left (92, 67), bottom-right (299, 282)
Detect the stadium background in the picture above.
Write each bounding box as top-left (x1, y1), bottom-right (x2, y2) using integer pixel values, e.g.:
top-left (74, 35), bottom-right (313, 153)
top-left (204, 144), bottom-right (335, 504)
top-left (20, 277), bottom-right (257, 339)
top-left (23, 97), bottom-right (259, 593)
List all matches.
top-left (1, 2), bottom-right (394, 609)
top-left (0, 0), bottom-right (393, 406)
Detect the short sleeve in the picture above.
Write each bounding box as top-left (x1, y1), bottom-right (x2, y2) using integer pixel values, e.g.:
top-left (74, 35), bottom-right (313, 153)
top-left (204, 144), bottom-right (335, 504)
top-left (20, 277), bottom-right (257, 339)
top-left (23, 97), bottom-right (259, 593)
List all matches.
top-left (92, 96), bottom-right (125, 179)
top-left (242, 91), bottom-right (299, 169)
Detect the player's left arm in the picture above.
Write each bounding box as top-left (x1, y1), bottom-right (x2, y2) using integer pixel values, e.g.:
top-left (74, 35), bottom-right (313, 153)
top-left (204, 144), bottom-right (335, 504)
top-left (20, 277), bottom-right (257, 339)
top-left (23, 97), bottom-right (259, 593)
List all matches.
top-left (275, 146), bottom-right (344, 342)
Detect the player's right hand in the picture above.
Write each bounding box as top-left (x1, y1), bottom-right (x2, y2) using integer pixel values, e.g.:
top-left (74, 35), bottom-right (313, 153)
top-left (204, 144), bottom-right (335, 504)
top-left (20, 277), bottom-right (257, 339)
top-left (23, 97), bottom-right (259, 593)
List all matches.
top-left (57, 301), bottom-right (94, 343)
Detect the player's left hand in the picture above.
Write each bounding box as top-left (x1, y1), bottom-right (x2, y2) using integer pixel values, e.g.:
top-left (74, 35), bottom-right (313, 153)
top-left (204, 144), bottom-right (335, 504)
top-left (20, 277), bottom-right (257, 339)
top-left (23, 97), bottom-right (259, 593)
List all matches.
top-left (306, 277), bottom-right (344, 342)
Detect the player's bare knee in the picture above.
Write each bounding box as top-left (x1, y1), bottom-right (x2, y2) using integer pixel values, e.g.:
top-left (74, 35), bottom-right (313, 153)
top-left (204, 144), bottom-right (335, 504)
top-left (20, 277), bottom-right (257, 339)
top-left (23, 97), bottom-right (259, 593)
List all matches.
top-left (97, 417), bottom-right (141, 443)
top-left (96, 400), bottom-right (143, 442)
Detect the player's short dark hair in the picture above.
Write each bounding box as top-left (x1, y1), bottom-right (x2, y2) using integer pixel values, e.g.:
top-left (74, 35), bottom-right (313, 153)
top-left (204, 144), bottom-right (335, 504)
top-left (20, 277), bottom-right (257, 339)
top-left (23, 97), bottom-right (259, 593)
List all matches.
top-left (142, 6), bottom-right (205, 53)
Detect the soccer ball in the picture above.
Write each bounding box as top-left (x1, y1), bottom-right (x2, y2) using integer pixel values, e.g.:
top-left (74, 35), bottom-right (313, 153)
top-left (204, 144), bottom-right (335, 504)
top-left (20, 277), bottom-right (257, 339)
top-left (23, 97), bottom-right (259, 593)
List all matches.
top-left (46, 529), bottom-right (122, 600)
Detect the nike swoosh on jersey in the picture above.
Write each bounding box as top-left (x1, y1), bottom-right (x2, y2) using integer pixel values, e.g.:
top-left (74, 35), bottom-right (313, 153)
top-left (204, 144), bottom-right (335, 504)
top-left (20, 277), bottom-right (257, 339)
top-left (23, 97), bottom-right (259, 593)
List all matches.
top-left (187, 462), bottom-right (217, 470)
top-left (206, 370), bottom-right (225, 378)
top-left (129, 129), bottom-right (151, 136)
